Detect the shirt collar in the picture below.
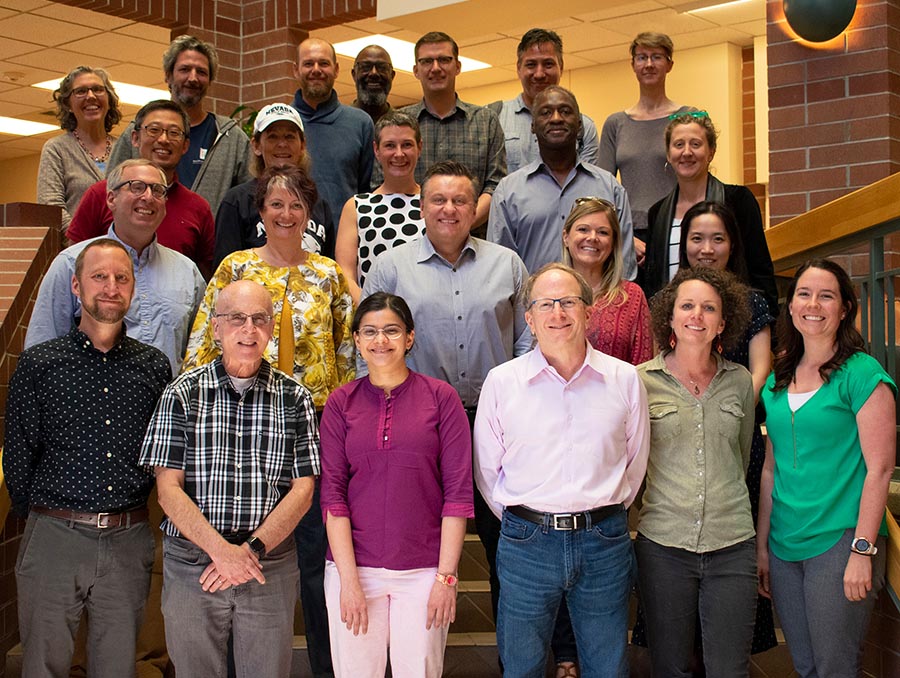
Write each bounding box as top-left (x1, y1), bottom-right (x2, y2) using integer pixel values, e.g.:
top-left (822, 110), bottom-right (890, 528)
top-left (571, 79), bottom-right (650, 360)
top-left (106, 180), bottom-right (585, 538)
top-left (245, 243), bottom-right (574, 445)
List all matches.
top-left (415, 233), bottom-right (477, 265)
top-left (209, 357), bottom-right (276, 393)
top-left (68, 325), bottom-right (127, 354)
top-left (524, 341), bottom-right (601, 382)
top-left (512, 93), bottom-right (529, 114)
top-left (412, 95), bottom-right (472, 121)
top-left (646, 352), bottom-right (738, 374)
top-left (105, 225), bottom-right (159, 266)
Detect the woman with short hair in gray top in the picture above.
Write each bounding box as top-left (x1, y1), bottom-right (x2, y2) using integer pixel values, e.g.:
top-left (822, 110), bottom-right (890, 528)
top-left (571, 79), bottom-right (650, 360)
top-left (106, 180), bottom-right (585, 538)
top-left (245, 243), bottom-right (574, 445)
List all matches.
top-left (598, 33), bottom-right (693, 255)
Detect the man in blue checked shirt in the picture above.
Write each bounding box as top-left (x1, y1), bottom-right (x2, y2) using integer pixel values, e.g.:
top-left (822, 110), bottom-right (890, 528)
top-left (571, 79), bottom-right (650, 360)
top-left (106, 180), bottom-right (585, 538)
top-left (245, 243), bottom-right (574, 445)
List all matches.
top-left (140, 279), bottom-right (320, 677)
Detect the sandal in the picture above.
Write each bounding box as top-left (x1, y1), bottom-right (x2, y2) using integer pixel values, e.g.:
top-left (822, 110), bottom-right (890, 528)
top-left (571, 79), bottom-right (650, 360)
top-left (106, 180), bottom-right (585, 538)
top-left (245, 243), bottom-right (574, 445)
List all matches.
top-left (556, 661), bottom-right (578, 678)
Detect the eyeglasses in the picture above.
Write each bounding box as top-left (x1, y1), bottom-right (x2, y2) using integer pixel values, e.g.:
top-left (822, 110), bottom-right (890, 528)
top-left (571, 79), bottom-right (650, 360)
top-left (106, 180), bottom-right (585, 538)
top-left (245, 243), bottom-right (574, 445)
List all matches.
top-left (529, 296), bottom-right (585, 313)
top-left (416, 56), bottom-right (455, 68)
top-left (667, 110), bottom-right (709, 121)
top-left (355, 61), bottom-right (393, 75)
top-left (71, 85), bottom-right (107, 98)
top-left (112, 179), bottom-right (168, 199)
top-left (141, 125), bottom-right (186, 141)
top-left (215, 312), bottom-right (273, 327)
top-left (574, 196), bottom-right (615, 209)
top-left (633, 53), bottom-right (670, 65)
top-left (357, 326), bottom-right (405, 340)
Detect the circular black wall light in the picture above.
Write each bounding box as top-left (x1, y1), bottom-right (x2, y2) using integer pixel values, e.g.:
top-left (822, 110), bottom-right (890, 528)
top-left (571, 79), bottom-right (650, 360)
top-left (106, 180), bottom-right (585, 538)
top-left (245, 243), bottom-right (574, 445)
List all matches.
top-left (783, 0), bottom-right (857, 42)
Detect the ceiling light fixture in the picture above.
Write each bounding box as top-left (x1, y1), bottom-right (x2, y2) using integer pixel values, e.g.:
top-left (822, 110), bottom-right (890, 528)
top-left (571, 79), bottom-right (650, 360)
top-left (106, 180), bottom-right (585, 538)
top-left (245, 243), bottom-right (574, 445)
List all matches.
top-left (31, 79), bottom-right (169, 107)
top-left (685, 0), bottom-right (753, 12)
top-left (0, 116), bottom-right (57, 136)
top-left (332, 34), bottom-right (490, 73)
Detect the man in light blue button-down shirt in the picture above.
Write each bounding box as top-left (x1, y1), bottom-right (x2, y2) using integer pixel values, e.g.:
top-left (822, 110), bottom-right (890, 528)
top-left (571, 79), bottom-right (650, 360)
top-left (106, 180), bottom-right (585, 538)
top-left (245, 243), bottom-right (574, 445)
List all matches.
top-left (26, 159), bottom-right (205, 373)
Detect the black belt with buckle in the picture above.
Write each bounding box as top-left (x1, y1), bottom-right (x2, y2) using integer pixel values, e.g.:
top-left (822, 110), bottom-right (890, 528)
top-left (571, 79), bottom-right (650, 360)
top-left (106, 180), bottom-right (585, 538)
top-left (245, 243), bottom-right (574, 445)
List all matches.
top-left (506, 503), bottom-right (623, 531)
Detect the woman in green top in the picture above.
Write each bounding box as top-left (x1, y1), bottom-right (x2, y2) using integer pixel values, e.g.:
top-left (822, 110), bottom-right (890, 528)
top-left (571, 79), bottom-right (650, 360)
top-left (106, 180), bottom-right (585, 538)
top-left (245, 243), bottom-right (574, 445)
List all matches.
top-left (637, 266), bottom-right (756, 676)
top-left (757, 259), bottom-right (896, 678)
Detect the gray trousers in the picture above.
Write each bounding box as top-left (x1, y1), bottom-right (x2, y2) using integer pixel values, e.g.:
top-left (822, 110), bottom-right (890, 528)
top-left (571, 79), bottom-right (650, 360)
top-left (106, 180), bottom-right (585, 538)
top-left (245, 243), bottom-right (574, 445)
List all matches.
top-left (15, 511), bottom-right (155, 678)
top-left (162, 534), bottom-right (299, 678)
top-left (769, 529), bottom-right (886, 678)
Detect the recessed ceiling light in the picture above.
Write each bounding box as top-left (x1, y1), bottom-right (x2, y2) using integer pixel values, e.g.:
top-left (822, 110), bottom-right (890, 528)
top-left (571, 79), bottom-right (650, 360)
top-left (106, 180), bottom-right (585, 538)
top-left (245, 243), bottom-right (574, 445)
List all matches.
top-left (684, 0), bottom-right (753, 12)
top-left (0, 116), bottom-right (57, 136)
top-left (31, 79), bottom-right (169, 107)
top-left (332, 34), bottom-right (490, 74)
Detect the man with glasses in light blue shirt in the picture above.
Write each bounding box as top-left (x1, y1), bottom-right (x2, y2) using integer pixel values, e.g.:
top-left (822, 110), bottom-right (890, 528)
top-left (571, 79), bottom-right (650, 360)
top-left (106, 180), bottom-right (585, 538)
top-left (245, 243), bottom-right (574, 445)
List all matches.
top-left (26, 158), bottom-right (206, 373)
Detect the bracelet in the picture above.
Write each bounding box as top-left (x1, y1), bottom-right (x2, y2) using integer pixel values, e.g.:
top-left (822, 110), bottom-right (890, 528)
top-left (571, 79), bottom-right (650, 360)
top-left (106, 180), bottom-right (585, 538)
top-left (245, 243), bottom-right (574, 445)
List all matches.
top-left (435, 572), bottom-right (458, 587)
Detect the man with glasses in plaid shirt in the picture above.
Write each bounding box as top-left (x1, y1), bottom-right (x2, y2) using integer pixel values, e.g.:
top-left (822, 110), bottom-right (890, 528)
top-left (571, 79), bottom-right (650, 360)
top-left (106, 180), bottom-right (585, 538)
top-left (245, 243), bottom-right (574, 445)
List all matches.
top-left (487, 86), bottom-right (637, 278)
top-left (140, 279), bottom-right (320, 677)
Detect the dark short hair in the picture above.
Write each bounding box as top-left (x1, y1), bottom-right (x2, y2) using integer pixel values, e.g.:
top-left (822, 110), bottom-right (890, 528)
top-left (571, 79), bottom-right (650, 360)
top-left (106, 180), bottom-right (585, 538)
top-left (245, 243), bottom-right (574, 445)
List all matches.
top-left (415, 31), bottom-right (459, 59)
top-left (163, 35), bottom-right (218, 81)
top-left (53, 66), bottom-right (122, 133)
top-left (134, 100), bottom-right (190, 139)
top-left (678, 201), bottom-right (748, 283)
top-left (254, 166), bottom-right (318, 215)
top-left (421, 160), bottom-right (477, 203)
top-left (74, 238), bottom-right (132, 279)
top-left (523, 262), bottom-right (593, 309)
top-left (374, 111), bottom-right (421, 145)
top-left (517, 28), bottom-right (563, 67)
top-left (772, 259), bottom-right (864, 391)
top-left (353, 292), bottom-right (415, 333)
top-left (531, 85), bottom-right (580, 116)
top-left (649, 266), bottom-right (750, 354)
top-left (666, 113), bottom-right (718, 153)
top-left (630, 32), bottom-right (674, 60)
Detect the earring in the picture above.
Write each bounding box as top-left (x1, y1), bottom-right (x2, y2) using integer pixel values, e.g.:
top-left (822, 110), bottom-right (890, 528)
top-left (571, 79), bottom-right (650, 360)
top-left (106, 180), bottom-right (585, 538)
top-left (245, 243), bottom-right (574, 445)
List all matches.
top-left (669, 330), bottom-right (676, 349)
top-left (716, 334), bottom-right (724, 354)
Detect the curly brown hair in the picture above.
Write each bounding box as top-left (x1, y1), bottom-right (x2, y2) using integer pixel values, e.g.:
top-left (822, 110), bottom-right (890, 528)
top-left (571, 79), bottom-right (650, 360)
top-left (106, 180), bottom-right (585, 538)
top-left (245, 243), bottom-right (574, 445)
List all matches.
top-left (649, 266), bottom-right (751, 353)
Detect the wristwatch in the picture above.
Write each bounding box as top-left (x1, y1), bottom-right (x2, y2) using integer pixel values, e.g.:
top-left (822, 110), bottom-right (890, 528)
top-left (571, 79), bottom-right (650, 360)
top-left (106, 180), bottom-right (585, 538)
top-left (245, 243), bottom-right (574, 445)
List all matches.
top-left (246, 535), bottom-right (267, 557)
top-left (435, 572), bottom-right (458, 587)
top-left (850, 536), bottom-right (877, 556)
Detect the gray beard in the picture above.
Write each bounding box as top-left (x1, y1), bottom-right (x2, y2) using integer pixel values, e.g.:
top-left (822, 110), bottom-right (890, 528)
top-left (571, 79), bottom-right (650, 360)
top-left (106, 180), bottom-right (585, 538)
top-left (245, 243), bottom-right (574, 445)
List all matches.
top-left (357, 88), bottom-right (388, 109)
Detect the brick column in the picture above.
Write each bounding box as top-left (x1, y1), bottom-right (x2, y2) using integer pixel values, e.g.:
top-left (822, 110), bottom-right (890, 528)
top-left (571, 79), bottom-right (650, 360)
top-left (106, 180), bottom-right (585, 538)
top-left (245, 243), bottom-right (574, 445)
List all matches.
top-left (766, 0), bottom-right (900, 225)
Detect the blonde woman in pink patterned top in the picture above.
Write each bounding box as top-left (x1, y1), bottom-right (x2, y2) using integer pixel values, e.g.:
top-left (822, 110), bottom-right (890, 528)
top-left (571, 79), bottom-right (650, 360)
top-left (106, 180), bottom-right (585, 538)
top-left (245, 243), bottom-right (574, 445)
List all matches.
top-left (563, 197), bottom-right (652, 365)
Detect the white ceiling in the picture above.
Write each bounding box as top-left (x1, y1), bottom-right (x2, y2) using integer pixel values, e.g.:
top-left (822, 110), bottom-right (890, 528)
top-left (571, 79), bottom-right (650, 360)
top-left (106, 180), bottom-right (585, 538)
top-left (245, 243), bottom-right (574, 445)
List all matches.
top-left (0, 0), bottom-right (766, 162)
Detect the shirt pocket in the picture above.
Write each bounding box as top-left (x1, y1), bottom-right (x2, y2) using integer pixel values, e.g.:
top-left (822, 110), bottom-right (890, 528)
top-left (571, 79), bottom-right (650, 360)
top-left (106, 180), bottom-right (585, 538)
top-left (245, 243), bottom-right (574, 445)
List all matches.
top-left (716, 397), bottom-right (746, 449)
top-left (648, 402), bottom-right (682, 441)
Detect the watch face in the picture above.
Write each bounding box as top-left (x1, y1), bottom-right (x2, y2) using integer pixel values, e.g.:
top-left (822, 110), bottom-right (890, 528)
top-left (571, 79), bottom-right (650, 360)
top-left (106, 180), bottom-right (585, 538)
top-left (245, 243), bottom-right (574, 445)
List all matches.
top-left (854, 538), bottom-right (870, 552)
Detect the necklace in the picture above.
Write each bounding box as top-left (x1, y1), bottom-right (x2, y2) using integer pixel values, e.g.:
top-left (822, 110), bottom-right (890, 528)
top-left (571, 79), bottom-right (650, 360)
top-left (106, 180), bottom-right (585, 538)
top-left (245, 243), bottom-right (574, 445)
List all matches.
top-left (72, 129), bottom-right (112, 163)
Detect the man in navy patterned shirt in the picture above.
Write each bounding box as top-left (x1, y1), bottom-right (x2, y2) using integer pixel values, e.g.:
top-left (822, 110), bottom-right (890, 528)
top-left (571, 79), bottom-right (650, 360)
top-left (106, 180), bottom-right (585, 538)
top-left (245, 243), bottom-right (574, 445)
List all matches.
top-left (140, 280), bottom-right (320, 676)
top-left (4, 237), bottom-right (171, 678)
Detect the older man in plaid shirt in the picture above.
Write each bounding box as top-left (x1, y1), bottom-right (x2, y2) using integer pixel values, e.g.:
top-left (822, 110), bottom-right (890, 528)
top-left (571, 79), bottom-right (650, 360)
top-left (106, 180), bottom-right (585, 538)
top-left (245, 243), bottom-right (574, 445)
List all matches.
top-left (140, 279), bottom-right (319, 677)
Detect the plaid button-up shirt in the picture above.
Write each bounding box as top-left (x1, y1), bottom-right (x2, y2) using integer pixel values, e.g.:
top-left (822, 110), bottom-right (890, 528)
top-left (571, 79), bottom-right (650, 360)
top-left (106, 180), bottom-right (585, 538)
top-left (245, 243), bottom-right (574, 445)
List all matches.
top-left (140, 358), bottom-right (320, 537)
top-left (371, 97), bottom-right (506, 196)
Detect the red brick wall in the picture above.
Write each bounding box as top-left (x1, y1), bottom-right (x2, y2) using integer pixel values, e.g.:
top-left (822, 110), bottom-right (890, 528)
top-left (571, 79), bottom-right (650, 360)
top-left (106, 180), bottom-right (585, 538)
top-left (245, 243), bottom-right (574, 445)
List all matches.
top-left (766, 0), bottom-right (900, 225)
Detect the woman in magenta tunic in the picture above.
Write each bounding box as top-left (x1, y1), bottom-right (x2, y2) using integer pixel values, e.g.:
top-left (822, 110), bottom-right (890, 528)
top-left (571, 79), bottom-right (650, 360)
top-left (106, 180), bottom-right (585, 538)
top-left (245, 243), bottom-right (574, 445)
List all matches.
top-left (320, 292), bottom-right (474, 678)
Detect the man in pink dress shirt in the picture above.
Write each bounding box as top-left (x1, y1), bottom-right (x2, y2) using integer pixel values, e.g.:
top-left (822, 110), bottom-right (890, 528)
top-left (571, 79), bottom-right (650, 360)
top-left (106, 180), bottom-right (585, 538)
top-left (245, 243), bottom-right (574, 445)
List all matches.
top-left (474, 262), bottom-right (650, 678)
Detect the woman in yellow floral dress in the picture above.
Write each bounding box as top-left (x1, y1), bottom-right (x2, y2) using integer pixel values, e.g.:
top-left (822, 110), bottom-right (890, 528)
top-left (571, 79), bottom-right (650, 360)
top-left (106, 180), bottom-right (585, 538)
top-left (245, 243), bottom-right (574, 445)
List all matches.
top-left (183, 165), bottom-right (354, 673)
top-left (184, 165), bottom-right (355, 406)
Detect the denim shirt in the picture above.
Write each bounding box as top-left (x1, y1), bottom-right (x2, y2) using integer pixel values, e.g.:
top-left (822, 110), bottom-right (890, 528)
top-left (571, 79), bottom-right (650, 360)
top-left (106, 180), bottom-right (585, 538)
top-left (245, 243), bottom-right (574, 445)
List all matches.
top-left (636, 353), bottom-right (755, 553)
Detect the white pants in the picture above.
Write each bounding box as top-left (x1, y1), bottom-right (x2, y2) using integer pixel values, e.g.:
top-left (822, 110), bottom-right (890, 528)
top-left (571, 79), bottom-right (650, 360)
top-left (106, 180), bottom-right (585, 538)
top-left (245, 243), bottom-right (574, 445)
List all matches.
top-left (324, 560), bottom-right (449, 678)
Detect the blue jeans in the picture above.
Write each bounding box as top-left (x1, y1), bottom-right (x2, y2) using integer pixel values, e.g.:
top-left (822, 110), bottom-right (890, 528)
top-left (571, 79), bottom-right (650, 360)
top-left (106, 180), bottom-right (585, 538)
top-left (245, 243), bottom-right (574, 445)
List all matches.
top-left (496, 507), bottom-right (634, 678)
top-left (634, 534), bottom-right (758, 678)
top-left (769, 529), bottom-right (886, 678)
top-left (162, 535), bottom-right (299, 677)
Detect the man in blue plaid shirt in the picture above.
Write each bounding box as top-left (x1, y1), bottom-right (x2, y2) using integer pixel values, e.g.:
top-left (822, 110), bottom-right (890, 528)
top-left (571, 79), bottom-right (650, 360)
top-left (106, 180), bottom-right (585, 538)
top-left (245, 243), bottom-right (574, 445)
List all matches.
top-left (140, 279), bottom-right (320, 677)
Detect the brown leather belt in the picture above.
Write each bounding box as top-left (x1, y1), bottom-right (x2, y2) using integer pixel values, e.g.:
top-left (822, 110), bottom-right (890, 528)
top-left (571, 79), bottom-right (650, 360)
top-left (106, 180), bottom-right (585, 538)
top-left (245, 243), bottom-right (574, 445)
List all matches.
top-left (506, 503), bottom-right (623, 530)
top-left (32, 505), bottom-right (149, 529)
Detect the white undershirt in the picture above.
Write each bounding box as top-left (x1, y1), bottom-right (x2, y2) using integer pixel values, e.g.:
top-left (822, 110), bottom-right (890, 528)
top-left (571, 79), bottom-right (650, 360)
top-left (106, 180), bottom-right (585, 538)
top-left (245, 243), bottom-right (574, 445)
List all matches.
top-left (668, 218), bottom-right (683, 281)
top-left (787, 388), bottom-right (819, 411)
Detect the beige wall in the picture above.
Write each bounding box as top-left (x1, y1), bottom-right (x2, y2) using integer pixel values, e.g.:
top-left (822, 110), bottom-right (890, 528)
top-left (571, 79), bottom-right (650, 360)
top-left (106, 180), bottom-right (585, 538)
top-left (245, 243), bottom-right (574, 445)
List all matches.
top-left (461, 42), bottom-right (748, 186)
top-left (0, 153), bottom-right (39, 205)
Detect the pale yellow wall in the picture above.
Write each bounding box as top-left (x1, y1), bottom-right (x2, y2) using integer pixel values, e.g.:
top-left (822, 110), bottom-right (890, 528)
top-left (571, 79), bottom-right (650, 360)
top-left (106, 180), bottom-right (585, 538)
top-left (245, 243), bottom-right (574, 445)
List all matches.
top-left (461, 43), bottom-right (748, 186)
top-left (0, 153), bottom-right (39, 205)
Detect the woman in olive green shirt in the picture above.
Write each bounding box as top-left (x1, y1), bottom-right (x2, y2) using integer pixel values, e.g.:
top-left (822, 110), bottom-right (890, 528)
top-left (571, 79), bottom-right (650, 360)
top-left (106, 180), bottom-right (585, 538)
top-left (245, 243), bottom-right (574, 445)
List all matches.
top-left (636, 266), bottom-right (756, 677)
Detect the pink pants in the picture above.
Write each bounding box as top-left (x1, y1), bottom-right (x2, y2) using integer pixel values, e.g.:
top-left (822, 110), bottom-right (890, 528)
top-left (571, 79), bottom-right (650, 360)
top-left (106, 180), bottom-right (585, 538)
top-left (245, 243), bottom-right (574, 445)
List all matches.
top-left (324, 560), bottom-right (449, 677)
